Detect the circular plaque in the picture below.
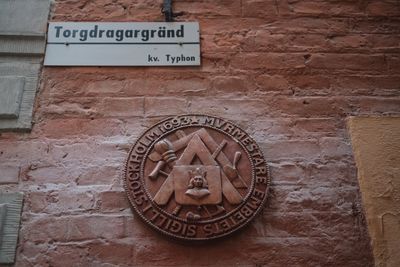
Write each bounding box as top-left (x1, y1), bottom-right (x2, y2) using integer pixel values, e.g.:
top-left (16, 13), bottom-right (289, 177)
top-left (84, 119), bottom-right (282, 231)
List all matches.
top-left (124, 114), bottom-right (270, 241)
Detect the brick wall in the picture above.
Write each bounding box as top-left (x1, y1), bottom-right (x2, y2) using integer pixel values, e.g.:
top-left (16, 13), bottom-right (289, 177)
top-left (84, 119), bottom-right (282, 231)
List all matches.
top-left (1, 0), bottom-right (399, 266)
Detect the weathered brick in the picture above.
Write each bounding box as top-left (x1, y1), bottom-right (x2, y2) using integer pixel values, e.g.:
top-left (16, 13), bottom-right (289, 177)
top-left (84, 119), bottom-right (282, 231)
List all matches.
top-left (76, 164), bottom-right (121, 186)
top-left (349, 18), bottom-right (400, 34)
top-left (25, 190), bottom-right (95, 214)
top-left (255, 74), bottom-right (290, 92)
top-left (319, 137), bottom-right (353, 160)
top-left (87, 241), bottom-right (134, 266)
top-left (188, 98), bottom-right (267, 118)
top-left (267, 185), bottom-right (359, 213)
top-left (97, 191), bottom-right (130, 213)
top-left (99, 97), bottom-right (144, 117)
top-left (34, 118), bottom-right (125, 138)
top-left (307, 53), bottom-right (386, 71)
top-left (269, 161), bottom-right (306, 185)
top-left (175, 0), bottom-right (241, 18)
top-left (366, 1), bottom-right (400, 17)
top-left (387, 54), bottom-right (400, 73)
top-left (21, 215), bottom-right (125, 242)
top-left (254, 17), bottom-right (350, 34)
top-left (277, 1), bottom-right (365, 17)
top-left (210, 75), bottom-right (256, 94)
top-left (47, 244), bottom-right (92, 267)
top-left (270, 96), bottom-right (350, 117)
top-left (250, 212), bottom-right (361, 239)
top-left (348, 97), bottom-right (400, 115)
top-left (307, 160), bottom-right (358, 187)
top-left (261, 140), bottom-right (320, 161)
top-left (231, 53), bottom-right (306, 70)
top-left (144, 97), bottom-right (187, 116)
top-left (242, 0), bottom-right (281, 18)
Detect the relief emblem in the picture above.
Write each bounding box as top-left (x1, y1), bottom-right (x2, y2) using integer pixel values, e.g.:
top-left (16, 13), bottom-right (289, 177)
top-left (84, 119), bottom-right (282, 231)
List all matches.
top-left (124, 114), bottom-right (270, 241)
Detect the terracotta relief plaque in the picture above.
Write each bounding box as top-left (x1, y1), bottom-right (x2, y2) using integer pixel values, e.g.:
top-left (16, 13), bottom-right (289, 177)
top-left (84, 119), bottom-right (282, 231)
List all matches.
top-left (124, 114), bottom-right (270, 241)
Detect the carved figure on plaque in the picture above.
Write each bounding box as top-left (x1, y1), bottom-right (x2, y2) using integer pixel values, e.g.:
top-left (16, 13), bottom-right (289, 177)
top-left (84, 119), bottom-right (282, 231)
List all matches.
top-left (185, 167), bottom-right (210, 199)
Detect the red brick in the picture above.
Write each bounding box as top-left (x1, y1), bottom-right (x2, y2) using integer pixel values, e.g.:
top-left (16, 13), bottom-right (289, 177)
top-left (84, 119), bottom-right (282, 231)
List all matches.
top-left (231, 52), bottom-right (306, 70)
top-left (53, 0), bottom-right (163, 21)
top-left (47, 244), bottom-right (91, 267)
top-left (267, 185), bottom-right (359, 213)
top-left (76, 164), bottom-right (121, 185)
top-left (261, 140), bottom-right (320, 161)
top-left (175, 0), bottom-right (241, 18)
top-left (387, 54), bottom-right (400, 73)
top-left (123, 215), bottom-right (159, 238)
top-left (366, 1), bottom-right (400, 17)
top-left (256, 17), bottom-right (350, 34)
top-left (97, 191), bottom-right (130, 213)
top-left (18, 241), bottom-right (48, 261)
top-left (23, 165), bottom-right (78, 184)
top-left (291, 118), bottom-right (342, 136)
top-left (349, 18), bottom-right (400, 34)
top-left (210, 75), bottom-right (256, 94)
top-left (247, 237), bottom-right (366, 266)
top-left (201, 34), bottom-right (245, 53)
top-left (349, 97), bottom-right (400, 114)
top-left (200, 18), bottom-right (266, 35)
top-left (144, 97), bottom-right (187, 116)
top-left (269, 161), bottom-right (307, 185)
top-left (271, 160), bottom-right (358, 187)
top-left (250, 212), bottom-right (361, 239)
top-left (307, 53), bottom-right (386, 70)
top-left (288, 75), bottom-right (334, 92)
top-left (98, 97), bottom-right (144, 117)
top-left (25, 191), bottom-right (55, 213)
top-left (188, 98), bottom-right (267, 118)
top-left (39, 97), bottom-right (97, 118)
top-left (200, 52), bottom-right (235, 72)
top-left (307, 161), bottom-right (358, 187)
top-left (334, 75), bottom-right (400, 91)
top-left (319, 137), bottom-right (353, 160)
top-left (0, 141), bottom-right (49, 163)
top-left (255, 74), bottom-right (290, 92)
top-left (242, 0), bottom-right (281, 18)
top-left (365, 34), bottom-right (400, 52)
top-left (34, 118), bottom-right (124, 138)
top-left (48, 140), bottom-right (127, 166)
top-left (278, 1), bottom-right (364, 17)
top-left (270, 96), bottom-right (350, 117)
top-left (247, 118), bottom-right (341, 140)
top-left (326, 34), bottom-right (368, 49)
top-left (21, 215), bottom-right (125, 242)
top-left (87, 241), bottom-right (134, 266)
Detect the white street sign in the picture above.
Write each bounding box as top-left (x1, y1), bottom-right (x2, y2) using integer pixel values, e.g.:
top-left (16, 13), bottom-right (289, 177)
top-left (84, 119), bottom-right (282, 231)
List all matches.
top-left (44, 22), bottom-right (200, 66)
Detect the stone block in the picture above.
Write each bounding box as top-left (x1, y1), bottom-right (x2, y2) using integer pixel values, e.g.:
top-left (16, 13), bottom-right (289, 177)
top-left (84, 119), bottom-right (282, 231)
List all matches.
top-left (0, 60), bottom-right (42, 132)
top-left (0, 76), bottom-right (24, 119)
top-left (0, 204), bottom-right (7, 244)
top-left (0, 35), bottom-right (46, 55)
top-left (0, 193), bottom-right (24, 264)
top-left (0, 0), bottom-right (50, 35)
top-left (0, 165), bottom-right (20, 184)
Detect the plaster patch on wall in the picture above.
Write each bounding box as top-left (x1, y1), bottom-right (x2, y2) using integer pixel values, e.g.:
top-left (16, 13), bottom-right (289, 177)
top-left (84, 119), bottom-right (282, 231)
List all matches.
top-left (348, 117), bottom-right (400, 267)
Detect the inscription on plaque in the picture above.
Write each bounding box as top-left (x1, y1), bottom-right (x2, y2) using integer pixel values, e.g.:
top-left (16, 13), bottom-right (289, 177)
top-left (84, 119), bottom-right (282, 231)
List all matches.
top-left (124, 114), bottom-right (270, 241)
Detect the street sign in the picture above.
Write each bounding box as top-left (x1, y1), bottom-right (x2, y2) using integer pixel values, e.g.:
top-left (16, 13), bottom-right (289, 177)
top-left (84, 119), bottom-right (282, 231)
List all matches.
top-left (44, 22), bottom-right (200, 66)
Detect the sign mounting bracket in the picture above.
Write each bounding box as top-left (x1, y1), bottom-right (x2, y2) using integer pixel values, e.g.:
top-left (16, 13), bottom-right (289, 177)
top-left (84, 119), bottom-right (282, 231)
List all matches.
top-left (162, 0), bottom-right (184, 22)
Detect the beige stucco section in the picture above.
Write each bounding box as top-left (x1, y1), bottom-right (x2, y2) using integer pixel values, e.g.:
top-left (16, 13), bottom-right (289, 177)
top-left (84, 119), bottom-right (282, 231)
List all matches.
top-left (347, 117), bottom-right (400, 267)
